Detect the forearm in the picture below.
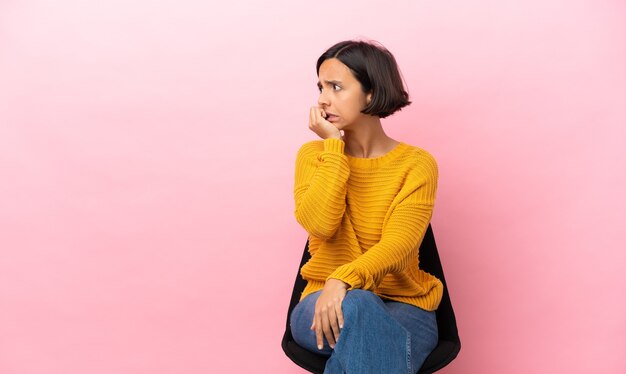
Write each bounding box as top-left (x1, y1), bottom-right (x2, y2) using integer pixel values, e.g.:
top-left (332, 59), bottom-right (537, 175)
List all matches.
top-left (294, 138), bottom-right (350, 239)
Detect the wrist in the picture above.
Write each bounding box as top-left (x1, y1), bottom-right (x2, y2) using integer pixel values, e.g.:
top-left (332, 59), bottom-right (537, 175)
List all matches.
top-left (327, 278), bottom-right (350, 289)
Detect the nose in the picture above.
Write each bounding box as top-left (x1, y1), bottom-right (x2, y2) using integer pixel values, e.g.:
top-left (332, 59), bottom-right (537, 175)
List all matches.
top-left (318, 90), bottom-right (329, 108)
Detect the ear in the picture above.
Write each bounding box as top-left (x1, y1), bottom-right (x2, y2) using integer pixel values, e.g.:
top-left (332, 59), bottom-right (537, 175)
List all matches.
top-left (366, 92), bottom-right (372, 104)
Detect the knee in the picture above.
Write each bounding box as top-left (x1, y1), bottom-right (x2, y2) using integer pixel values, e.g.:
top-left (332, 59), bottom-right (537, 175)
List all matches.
top-left (345, 289), bottom-right (383, 304)
top-left (341, 289), bottom-right (385, 321)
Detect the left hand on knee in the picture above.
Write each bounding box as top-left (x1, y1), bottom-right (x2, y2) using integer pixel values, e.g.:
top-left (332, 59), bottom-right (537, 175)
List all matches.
top-left (311, 278), bottom-right (349, 350)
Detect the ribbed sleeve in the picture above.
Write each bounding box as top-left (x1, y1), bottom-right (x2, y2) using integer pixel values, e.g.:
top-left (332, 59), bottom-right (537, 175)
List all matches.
top-left (293, 138), bottom-right (351, 240)
top-left (326, 153), bottom-right (438, 291)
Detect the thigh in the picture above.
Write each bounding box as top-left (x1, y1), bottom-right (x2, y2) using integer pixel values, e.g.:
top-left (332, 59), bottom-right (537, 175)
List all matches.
top-left (384, 301), bottom-right (438, 368)
top-left (289, 290), bottom-right (333, 357)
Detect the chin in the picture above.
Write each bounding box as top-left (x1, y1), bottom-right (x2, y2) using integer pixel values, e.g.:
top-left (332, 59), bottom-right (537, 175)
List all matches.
top-left (339, 123), bottom-right (352, 131)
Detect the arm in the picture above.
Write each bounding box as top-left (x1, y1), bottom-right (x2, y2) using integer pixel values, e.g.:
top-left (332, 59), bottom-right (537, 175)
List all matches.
top-left (294, 137), bottom-right (350, 240)
top-left (326, 153), bottom-right (438, 290)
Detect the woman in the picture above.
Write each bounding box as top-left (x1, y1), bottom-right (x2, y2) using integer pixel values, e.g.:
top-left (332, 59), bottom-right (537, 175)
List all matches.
top-left (290, 39), bottom-right (443, 373)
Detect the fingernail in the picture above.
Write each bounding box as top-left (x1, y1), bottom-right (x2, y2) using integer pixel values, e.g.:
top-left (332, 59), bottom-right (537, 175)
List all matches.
top-left (318, 344), bottom-right (323, 350)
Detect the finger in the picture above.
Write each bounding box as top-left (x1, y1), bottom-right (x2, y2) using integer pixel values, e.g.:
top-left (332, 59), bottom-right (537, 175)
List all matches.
top-left (316, 108), bottom-right (326, 123)
top-left (309, 107), bottom-right (315, 128)
top-left (320, 108), bottom-right (329, 122)
top-left (321, 307), bottom-right (336, 348)
top-left (314, 313), bottom-right (324, 350)
top-left (327, 301), bottom-right (341, 346)
top-left (335, 298), bottom-right (345, 330)
top-left (314, 107), bottom-right (323, 125)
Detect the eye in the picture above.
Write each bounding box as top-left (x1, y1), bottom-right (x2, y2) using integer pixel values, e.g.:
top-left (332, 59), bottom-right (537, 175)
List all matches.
top-left (317, 84), bottom-right (341, 92)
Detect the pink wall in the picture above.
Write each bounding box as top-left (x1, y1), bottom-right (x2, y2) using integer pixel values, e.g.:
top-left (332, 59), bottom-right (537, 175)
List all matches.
top-left (1, 0), bottom-right (624, 373)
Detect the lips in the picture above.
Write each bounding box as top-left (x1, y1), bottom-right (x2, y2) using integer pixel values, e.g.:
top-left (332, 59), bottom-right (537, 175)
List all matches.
top-left (325, 112), bottom-right (339, 119)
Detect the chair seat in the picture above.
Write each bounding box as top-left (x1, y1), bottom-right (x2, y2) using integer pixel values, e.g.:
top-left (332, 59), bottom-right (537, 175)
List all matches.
top-left (421, 340), bottom-right (461, 372)
top-left (284, 340), bottom-right (327, 373)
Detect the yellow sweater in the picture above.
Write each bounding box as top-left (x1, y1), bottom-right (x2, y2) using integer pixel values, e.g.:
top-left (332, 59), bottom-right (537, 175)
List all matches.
top-left (294, 137), bottom-right (443, 311)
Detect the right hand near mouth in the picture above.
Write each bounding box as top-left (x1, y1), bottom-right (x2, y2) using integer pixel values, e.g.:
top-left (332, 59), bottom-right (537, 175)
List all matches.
top-left (309, 106), bottom-right (342, 140)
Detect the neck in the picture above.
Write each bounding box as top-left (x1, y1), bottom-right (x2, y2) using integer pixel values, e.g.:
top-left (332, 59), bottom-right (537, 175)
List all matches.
top-left (342, 117), bottom-right (396, 158)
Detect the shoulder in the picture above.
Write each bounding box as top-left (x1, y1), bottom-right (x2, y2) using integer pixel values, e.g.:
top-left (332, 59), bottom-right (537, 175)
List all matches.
top-left (401, 143), bottom-right (438, 174)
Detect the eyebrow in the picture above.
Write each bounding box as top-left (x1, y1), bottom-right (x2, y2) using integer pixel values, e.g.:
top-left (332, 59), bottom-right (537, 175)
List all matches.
top-left (317, 79), bottom-right (343, 88)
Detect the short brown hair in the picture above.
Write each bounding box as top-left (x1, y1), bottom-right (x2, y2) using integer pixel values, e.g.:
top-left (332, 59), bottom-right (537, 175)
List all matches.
top-left (316, 39), bottom-right (411, 119)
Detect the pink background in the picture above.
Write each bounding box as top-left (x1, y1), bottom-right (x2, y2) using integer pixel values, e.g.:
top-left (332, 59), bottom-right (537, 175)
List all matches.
top-left (1, 0), bottom-right (624, 373)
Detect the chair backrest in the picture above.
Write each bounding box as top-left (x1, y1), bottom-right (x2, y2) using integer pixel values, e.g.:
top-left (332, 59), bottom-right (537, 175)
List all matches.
top-left (281, 224), bottom-right (461, 373)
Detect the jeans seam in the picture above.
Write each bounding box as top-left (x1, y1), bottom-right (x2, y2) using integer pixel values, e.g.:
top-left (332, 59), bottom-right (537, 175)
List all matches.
top-left (406, 331), bottom-right (412, 374)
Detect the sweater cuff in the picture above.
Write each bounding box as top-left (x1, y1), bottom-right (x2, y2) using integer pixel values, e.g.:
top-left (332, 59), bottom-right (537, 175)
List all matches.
top-left (323, 138), bottom-right (345, 154)
top-left (326, 264), bottom-right (362, 290)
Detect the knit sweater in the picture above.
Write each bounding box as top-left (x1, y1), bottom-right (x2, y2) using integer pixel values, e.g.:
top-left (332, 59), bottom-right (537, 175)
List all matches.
top-left (293, 137), bottom-right (443, 311)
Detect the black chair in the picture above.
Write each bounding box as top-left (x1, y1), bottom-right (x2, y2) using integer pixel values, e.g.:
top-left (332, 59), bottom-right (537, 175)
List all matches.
top-left (281, 224), bottom-right (461, 373)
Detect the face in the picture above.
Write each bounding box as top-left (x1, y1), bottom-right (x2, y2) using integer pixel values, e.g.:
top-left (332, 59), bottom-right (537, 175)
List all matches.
top-left (317, 58), bottom-right (373, 130)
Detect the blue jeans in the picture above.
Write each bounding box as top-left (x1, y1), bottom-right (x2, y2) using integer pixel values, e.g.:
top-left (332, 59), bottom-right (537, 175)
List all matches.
top-left (290, 289), bottom-right (438, 373)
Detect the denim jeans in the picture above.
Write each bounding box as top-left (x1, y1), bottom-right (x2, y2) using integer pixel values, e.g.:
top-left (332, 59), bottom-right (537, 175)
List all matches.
top-left (290, 289), bottom-right (438, 374)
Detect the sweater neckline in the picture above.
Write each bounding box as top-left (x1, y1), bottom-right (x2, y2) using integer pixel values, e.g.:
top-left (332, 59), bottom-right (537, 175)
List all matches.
top-left (345, 142), bottom-right (408, 168)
